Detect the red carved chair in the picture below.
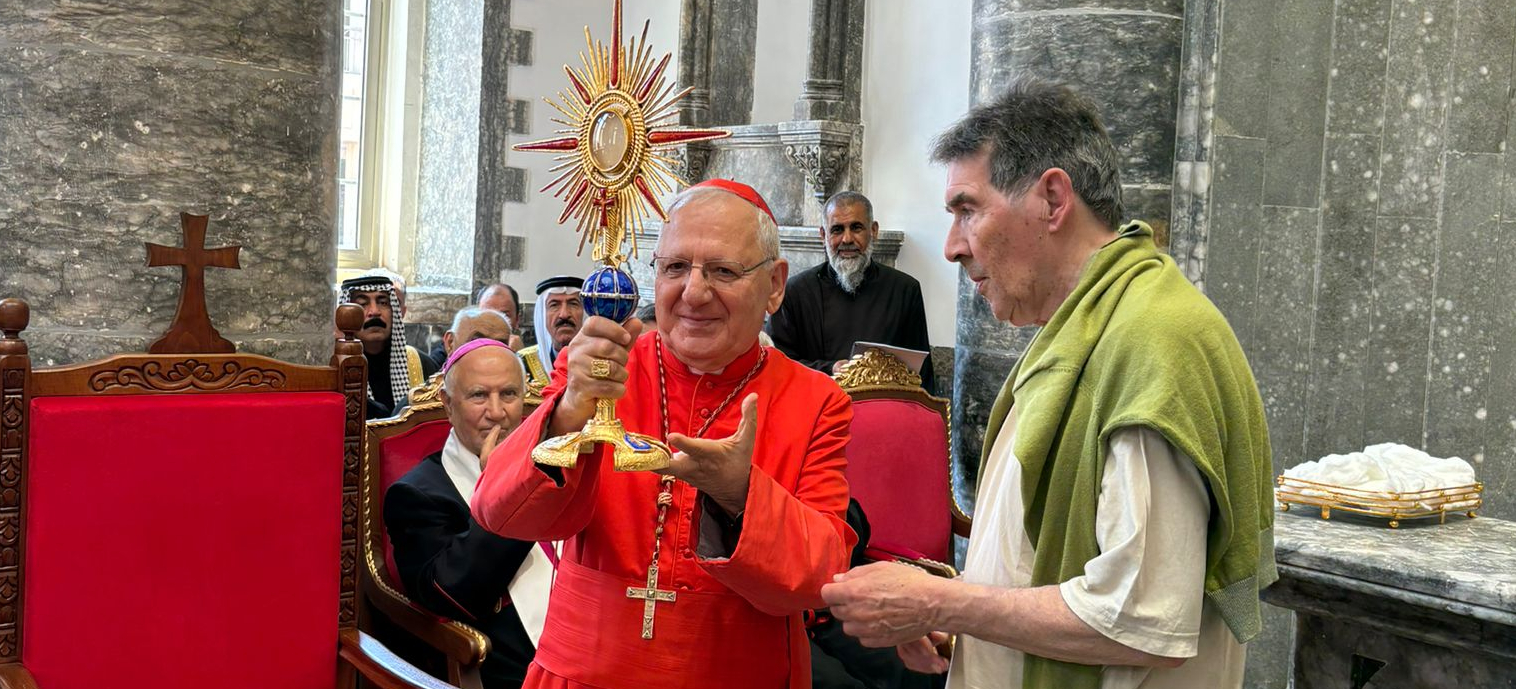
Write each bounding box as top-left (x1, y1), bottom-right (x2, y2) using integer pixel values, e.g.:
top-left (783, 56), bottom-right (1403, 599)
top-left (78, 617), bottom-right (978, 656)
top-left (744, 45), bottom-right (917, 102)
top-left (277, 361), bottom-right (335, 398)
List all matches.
top-left (834, 349), bottom-right (971, 574)
top-left (359, 375), bottom-right (539, 688)
top-left (0, 298), bottom-right (453, 689)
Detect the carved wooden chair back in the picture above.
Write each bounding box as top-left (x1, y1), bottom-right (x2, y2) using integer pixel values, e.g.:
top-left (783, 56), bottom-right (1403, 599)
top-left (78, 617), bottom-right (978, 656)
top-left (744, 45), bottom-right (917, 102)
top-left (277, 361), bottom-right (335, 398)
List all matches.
top-left (0, 298), bottom-right (449, 689)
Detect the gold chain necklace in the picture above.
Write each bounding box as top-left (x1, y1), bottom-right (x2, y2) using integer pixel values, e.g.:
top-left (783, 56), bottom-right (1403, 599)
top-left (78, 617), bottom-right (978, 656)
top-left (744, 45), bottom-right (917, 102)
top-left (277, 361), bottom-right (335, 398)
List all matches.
top-left (625, 334), bottom-right (767, 639)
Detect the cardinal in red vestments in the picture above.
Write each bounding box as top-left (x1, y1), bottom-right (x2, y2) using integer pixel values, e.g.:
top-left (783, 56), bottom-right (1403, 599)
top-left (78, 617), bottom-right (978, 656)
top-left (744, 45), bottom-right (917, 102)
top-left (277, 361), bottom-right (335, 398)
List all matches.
top-left (472, 179), bottom-right (857, 689)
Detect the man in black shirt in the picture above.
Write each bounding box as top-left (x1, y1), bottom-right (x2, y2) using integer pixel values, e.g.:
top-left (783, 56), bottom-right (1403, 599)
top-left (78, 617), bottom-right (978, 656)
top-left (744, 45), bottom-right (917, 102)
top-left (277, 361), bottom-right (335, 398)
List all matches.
top-left (768, 191), bottom-right (935, 393)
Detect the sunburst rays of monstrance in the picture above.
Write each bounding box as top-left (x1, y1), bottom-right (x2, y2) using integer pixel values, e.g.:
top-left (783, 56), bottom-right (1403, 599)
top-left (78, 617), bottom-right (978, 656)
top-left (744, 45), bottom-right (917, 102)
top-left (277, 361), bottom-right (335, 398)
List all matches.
top-left (514, 0), bottom-right (728, 471)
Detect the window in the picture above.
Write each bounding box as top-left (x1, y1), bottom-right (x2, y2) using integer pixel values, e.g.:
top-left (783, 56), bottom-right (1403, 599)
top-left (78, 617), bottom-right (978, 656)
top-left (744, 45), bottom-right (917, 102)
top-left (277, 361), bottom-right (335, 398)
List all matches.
top-left (335, 0), bottom-right (480, 289)
top-left (338, 0), bottom-right (368, 255)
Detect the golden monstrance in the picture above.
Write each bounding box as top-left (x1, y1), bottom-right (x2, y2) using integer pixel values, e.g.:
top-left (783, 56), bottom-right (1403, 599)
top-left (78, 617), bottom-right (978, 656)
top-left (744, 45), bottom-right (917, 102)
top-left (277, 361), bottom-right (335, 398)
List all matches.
top-left (513, 0), bottom-right (729, 471)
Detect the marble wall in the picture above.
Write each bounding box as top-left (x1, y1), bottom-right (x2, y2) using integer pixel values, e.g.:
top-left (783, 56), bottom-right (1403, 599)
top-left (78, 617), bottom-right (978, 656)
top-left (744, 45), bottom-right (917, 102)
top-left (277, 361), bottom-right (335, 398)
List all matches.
top-left (413, 0), bottom-right (484, 293)
top-left (1197, 0), bottom-right (1516, 518)
top-left (1183, 0), bottom-right (1516, 686)
top-left (0, 1), bottom-right (341, 365)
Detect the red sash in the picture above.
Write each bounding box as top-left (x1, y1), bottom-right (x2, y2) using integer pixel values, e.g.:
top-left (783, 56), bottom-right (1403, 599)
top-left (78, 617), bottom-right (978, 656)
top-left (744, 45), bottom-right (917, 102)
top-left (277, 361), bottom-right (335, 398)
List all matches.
top-left (533, 560), bottom-right (791, 689)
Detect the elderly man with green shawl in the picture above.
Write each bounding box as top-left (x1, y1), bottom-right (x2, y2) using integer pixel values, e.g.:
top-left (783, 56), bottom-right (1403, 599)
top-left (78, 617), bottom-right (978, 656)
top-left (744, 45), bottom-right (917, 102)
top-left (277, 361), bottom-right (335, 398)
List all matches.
top-left (821, 78), bottom-right (1276, 689)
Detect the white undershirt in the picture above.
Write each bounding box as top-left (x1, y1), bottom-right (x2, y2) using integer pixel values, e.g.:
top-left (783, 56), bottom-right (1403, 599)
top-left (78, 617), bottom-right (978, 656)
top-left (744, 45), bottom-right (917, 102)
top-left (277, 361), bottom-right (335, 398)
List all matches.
top-left (947, 407), bottom-right (1246, 689)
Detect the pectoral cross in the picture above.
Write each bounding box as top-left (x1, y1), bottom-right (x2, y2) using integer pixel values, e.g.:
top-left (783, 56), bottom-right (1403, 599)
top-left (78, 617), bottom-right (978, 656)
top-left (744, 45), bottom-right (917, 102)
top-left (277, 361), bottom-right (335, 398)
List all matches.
top-left (144, 212), bottom-right (241, 354)
top-left (625, 562), bottom-right (676, 640)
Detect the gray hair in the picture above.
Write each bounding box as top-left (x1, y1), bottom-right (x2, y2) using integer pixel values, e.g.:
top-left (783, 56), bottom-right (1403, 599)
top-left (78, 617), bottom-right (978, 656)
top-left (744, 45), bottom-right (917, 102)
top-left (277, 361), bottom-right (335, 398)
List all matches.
top-left (823, 191), bottom-right (874, 223)
top-left (930, 77), bottom-right (1124, 229)
top-left (662, 185), bottom-right (780, 260)
top-left (449, 306), bottom-right (514, 335)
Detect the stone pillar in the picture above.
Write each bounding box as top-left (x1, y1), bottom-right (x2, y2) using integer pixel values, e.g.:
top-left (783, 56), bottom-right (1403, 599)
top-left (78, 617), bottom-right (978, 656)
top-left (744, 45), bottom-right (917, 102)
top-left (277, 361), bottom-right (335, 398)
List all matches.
top-left (474, 0), bottom-right (515, 292)
top-left (0, 2), bottom-right (341, 366)
top-left (952, 0), bottom-right (1183, 505)
top-left (677, 0), bottom-right (758, 127)
top-left (793, 0), bottom-right (865, 122)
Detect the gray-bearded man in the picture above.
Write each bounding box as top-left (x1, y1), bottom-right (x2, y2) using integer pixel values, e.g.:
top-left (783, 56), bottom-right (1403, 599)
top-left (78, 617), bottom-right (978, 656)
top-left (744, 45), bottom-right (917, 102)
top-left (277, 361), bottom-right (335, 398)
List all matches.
top-left (767, 191), bottom-right (934, 393)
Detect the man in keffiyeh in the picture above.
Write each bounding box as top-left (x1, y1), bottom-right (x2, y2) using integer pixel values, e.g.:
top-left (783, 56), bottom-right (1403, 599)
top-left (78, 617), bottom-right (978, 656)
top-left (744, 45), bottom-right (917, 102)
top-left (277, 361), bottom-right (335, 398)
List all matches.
top-left (517, 275), bottom-right (585, 399)
top-left (340, 273), bottom-right (437, 418)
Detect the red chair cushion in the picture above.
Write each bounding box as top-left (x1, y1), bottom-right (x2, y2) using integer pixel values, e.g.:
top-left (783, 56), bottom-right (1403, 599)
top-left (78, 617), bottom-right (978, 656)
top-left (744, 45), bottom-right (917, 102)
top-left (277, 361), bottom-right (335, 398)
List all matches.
top-left (844, 398), bottom-right (952, 562)
top-left (23, 392), bottom-right (345, 689)
top-left (376, 419), bottom-right (452, 589)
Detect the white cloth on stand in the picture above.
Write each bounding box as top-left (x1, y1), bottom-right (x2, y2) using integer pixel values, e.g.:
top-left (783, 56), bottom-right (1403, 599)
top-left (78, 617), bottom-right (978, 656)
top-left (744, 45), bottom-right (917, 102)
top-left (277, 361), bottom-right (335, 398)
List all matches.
top-left (1285, 443), bottom-right (1476, 493)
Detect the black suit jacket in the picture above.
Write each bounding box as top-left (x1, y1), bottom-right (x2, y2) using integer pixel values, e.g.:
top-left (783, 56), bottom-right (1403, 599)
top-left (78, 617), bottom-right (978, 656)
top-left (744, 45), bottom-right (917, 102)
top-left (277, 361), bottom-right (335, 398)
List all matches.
top-left (384, 452), bottom-right (538, 688)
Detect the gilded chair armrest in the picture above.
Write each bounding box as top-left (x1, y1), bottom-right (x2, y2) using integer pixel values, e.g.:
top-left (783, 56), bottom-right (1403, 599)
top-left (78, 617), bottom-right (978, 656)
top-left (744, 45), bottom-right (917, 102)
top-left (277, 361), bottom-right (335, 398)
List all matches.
top-left (339, 629), bottom-right (462, 689)
top-left (0, 665), bottom-right (38, 689)
top-left (864, 545), bottom-right (959, 580)
top-left (950, 498), bottom-right (973, 539)
top-left (362, 572), bottom-right (490, 667)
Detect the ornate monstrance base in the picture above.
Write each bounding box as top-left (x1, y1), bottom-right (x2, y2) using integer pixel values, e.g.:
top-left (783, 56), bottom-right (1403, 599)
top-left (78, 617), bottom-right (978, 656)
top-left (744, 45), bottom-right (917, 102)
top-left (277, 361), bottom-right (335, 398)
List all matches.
top-left (531, 398), bottom-right (672, 472)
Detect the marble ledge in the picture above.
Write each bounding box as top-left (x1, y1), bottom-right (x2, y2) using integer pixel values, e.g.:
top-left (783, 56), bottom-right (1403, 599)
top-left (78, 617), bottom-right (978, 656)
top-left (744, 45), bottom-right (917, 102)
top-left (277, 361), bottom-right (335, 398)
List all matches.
top-left (1272, 510), bottom-right (1516, 616)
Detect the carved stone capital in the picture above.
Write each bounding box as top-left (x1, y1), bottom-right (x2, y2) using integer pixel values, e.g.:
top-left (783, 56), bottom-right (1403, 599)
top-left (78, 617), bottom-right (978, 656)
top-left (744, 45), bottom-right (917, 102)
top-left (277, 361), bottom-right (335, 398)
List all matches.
top-left (778, 120), bottom-right (862, 205)
top-left (668, 142), bottom-right (716, 184)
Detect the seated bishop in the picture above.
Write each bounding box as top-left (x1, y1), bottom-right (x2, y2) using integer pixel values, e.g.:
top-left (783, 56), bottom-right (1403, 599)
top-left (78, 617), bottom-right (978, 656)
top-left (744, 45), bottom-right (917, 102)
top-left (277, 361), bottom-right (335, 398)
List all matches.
top-left (471, 180), bottom-right (857, 689)
top-left (385, 339), bottom-right (558, 688)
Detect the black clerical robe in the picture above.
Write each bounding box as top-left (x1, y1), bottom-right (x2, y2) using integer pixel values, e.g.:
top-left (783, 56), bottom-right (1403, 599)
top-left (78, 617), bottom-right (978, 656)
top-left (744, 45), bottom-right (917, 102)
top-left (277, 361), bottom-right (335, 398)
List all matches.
top-left (366, 342), bottom-right (438, 419)
top-left (768, 261), bottom-right (935, 394)
top-left (386, 453), bottom-right (538, 688)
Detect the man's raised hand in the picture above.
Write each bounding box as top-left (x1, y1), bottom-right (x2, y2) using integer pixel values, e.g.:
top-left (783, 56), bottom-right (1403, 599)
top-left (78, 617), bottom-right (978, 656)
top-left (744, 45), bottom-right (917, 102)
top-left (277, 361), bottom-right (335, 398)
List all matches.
top-left (662, 393), bottom-right (759, 515)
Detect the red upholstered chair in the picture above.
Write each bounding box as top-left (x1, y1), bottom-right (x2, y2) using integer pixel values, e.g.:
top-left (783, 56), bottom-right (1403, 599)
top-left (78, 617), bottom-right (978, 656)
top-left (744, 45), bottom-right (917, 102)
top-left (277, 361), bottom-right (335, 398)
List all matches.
top-left (834, 349), bottom-right (971, 573)
top-left (358, 375), bottom-right (539, 688)
top-left (0, 298), bottom-right (453, 689)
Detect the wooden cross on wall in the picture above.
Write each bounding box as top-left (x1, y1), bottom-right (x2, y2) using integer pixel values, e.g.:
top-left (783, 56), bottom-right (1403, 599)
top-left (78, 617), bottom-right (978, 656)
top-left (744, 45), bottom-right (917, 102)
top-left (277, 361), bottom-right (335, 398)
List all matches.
top-left (144, 212), bottom-right (242, 354)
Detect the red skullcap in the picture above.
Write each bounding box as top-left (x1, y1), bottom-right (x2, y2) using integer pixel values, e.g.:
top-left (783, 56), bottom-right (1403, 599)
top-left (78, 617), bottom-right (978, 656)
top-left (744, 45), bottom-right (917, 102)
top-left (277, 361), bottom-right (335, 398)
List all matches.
top-left (688, 179), bottom-right (777, 225)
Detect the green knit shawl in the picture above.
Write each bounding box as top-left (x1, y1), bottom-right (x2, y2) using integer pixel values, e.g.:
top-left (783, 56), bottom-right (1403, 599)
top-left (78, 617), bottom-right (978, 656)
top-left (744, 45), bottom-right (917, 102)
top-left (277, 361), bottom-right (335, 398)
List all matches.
top-left (978, 222), bottom-right (1277, 688)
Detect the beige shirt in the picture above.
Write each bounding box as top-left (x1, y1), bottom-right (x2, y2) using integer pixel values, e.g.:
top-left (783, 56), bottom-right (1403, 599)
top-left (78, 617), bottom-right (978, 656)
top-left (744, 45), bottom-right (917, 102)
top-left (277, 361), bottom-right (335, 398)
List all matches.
top-left (947, 408), bottom-right (1246, 689)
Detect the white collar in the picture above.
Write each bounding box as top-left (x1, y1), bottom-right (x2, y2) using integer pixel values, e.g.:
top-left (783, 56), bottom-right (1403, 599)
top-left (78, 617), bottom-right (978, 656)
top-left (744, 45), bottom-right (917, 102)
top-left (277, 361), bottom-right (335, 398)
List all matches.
top-left (440, 430), bottom-right (482, 506)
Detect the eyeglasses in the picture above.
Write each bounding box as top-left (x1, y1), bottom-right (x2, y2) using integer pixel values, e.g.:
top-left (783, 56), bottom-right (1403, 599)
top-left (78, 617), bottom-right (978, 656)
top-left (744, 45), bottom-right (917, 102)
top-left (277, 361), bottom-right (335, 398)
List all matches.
top-left (650, 255), bottom-right (775, 284)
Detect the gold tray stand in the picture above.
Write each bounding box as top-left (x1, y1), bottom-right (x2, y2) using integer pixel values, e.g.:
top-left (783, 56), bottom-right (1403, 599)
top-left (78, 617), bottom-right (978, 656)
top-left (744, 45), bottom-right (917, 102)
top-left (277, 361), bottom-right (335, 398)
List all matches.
top-left (1276, 476), bottom-right (1483, 528)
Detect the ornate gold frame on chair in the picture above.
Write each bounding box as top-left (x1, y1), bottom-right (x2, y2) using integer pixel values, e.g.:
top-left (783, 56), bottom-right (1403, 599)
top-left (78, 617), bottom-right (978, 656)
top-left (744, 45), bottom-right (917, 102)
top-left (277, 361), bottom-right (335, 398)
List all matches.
top-left (833, 348), bottom-right (972, 547)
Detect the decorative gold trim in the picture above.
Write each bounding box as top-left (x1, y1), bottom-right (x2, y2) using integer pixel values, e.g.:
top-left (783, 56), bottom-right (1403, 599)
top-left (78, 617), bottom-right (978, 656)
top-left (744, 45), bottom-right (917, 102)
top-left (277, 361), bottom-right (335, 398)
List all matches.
top-left (834, 348), bottom-right (922, 389)
top-left (519, 346), bottom-right (549, 406)
top-left (89, 360), bottom-right (287, 392)
top-left (409, 372), bottom-right (445, 406)
top-left (1275, 476), bottom-right (1482, 528)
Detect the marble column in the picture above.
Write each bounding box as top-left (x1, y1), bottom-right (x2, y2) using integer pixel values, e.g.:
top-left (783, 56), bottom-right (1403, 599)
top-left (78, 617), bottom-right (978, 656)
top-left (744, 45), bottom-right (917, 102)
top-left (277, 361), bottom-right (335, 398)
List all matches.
top-left (793, 0), bottom-right (865, 122)
top-left (952, 0), bottom-right (1183, 506)
top-left (0, 2), bottom-right (341, 366)
top-left (677, 0), bottom-right (758, 127)
top-left (474, 0), bottom-right (515, 291)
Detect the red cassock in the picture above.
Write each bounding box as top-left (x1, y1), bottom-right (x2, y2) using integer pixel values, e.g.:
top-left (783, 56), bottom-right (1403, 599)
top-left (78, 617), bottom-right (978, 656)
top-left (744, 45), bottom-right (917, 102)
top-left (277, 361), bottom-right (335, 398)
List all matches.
top-left (473, 334), bottom-right (856, 689)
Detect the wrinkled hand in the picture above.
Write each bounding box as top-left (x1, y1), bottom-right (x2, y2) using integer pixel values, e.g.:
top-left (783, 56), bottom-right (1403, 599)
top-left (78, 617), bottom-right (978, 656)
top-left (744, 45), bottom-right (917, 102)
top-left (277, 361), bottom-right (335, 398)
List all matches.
top-left (478, 426), bottom-right (503, 468)
top-left (661, 393), bottom-right (758, 515)
top-left (550, 316), bottom-right (643, 436)
top-left (896, 632), bottom-right (952, 674)
top-left (820, 561), bottom-right (944, 647)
